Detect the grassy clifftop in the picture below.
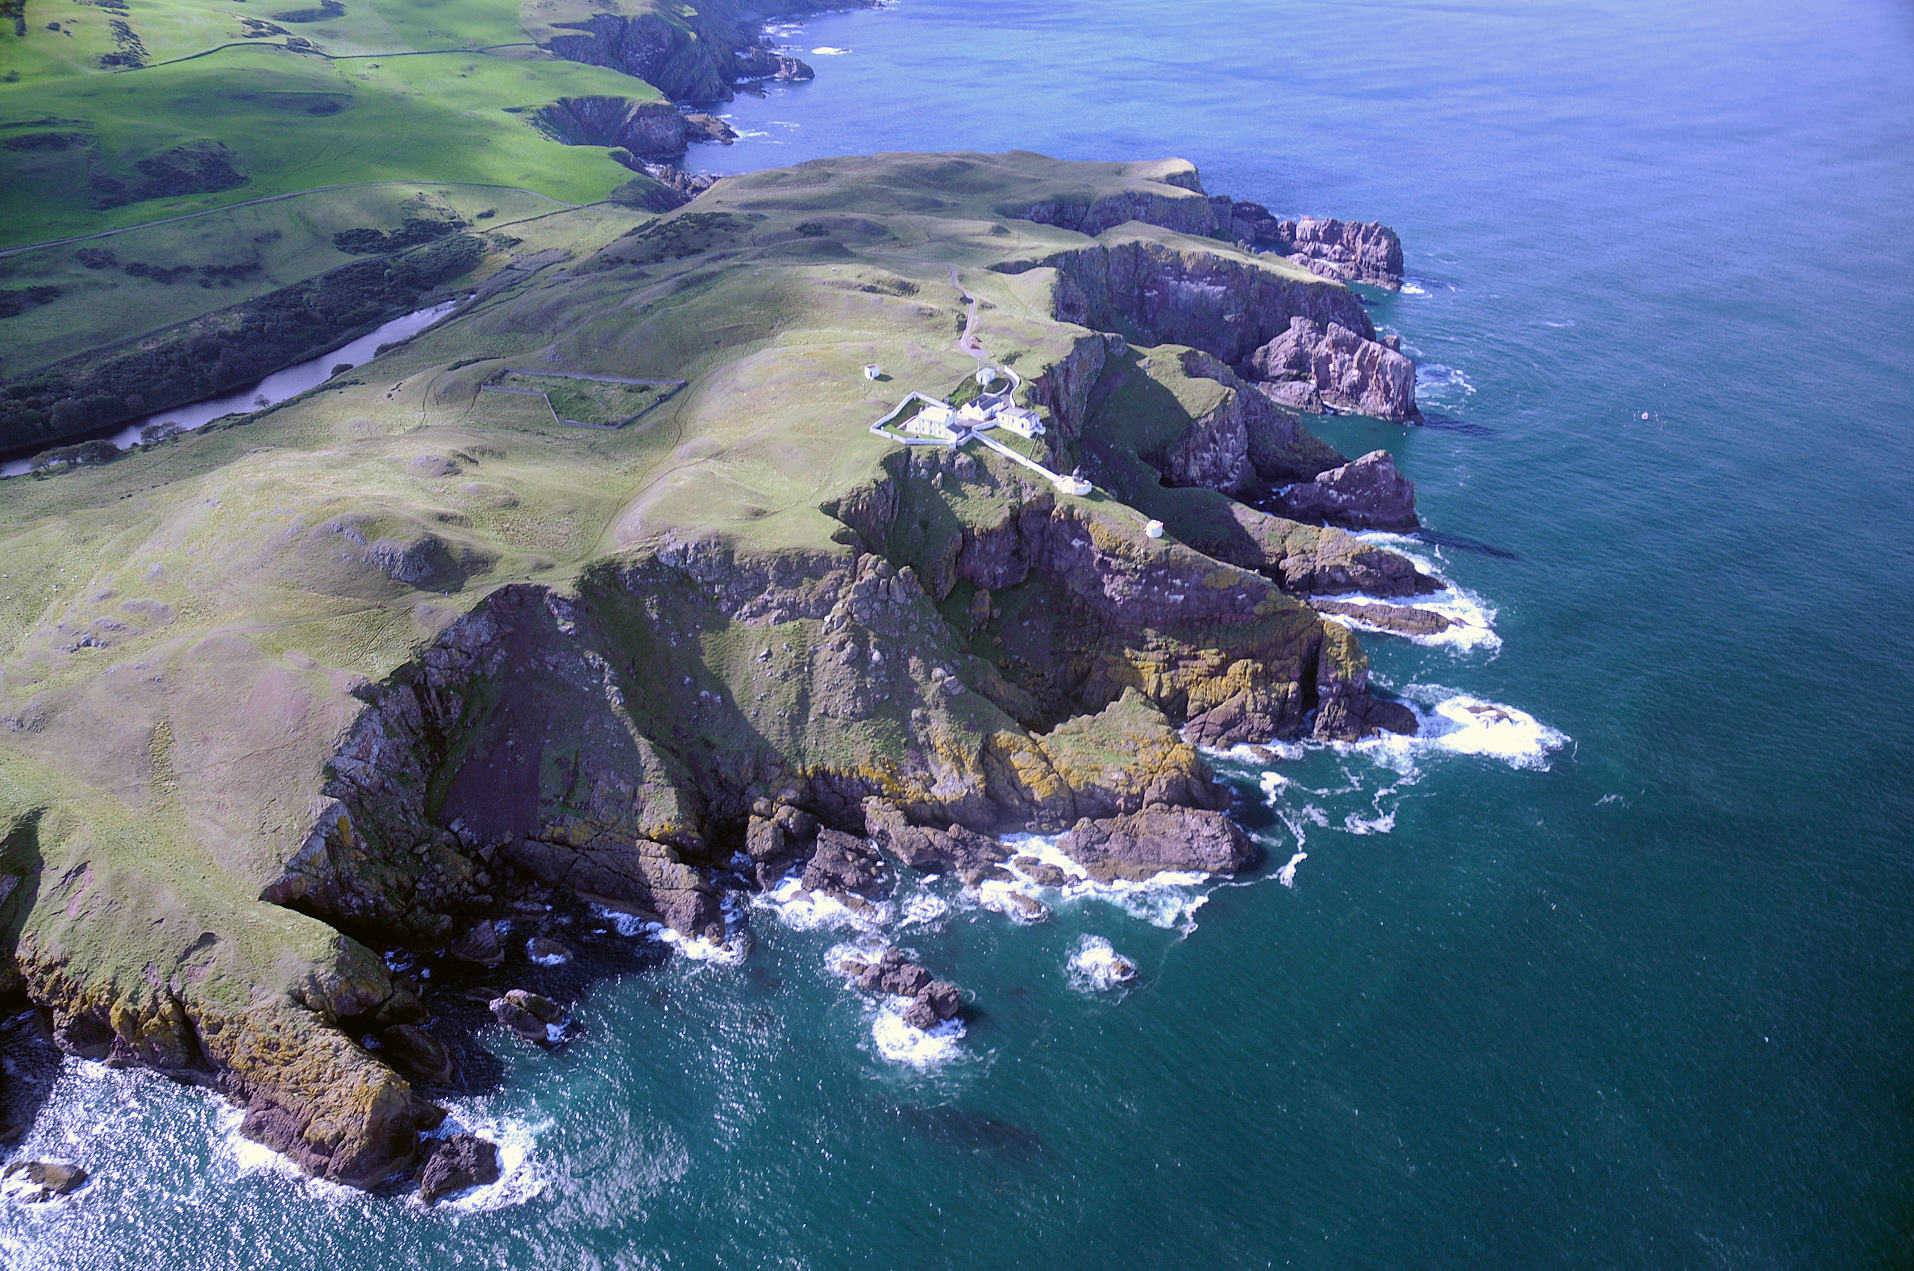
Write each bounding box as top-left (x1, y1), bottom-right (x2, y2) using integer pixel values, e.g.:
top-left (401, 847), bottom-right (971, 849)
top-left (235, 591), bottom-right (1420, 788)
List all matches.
top-left (0, 150), bottom-right (1412, 1185)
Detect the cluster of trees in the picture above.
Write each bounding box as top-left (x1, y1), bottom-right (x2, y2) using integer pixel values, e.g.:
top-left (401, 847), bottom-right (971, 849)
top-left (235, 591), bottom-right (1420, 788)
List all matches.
top-left (332, 217), bottom-right (465, 255)
top-left (0, 234), bottom-right (485, 453)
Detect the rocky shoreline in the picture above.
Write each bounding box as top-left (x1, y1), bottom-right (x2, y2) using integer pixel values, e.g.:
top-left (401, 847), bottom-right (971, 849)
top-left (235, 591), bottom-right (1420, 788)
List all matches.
top-left (0, 151), bottom-right (1443, 1203)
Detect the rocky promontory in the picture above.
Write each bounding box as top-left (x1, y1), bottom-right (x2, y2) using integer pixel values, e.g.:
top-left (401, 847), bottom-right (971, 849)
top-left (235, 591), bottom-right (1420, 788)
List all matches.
top-left (0, 151), bottom-right (1432, 1191)
top-left (1271, 449), bottom-right (1420, 532)
top-left (534, 0), bottom-right (866, 105)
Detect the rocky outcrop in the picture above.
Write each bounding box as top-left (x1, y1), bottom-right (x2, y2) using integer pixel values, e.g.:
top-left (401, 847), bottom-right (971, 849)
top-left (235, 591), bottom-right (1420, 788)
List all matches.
top-left (1, 1160), bottom-right (87, 1202)
top-left (1010, 168), bottom-right (1402, 292)
top-left (489, 989), bottom-right (564, 1045)
top-left (1214, 504), bottom-right (1435, 597)
top-left (731, 45), bottom-right (814, 84)
top-left (801, 827), bottom-right (888, 899)
top-left (536, 97), bottom-right (737, 163)
top-left (542, 12), bottom-right (737, 104)
top-left (1053, 806), bottom-right (1254, 882)
top-left (417, 1134), bottom-right (500, 1204)
top-left (11, 925), bottom-right (444, 1190)
top-left (1272, 216), bottom-right (1405, 290)
top-left (539, 0), bottom-right (855, 105)
top-left (840, 949), bottom-right (963, 1030)
top-left (1251, 316), bottom-right (1419, 421)
top-left (377, 1023), bottom-right (456, 1085)
top-left (1271, 450), bottom-right (1419, 532)
top-left (1025, 236), bottom-right (1375, 367)
top-left (1312, 598), bottom-right (1453, 638)
top-left (1004, 165), bottom-right (1412, 422)
top-left (1155, 350), bottom-right (1344, 495)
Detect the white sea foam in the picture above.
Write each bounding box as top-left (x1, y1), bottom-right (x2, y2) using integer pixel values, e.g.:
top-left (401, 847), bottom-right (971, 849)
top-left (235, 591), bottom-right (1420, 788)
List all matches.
top-left (425, 1106), bottom-right (551, 1211)
top-left (590, 902), bottom-right (748, 964)
top-left (217, 1107), bottom-right (362, 1199)
top-left (1066, 936), bottom-right (1138, 992)
top-left (1207, 739), bottom-right (1307, 765)
top-left (752, 872), bottom-right (890, 933)
top-left (977, 834), bottom-right (1212, 931)
top-left (1416, 363), bottom-right (1475, 405)
top-left (1275, 850), bottom-right (1308, 888)
top-left (810, 45), bottom-right (850, 54)
top-left (526, 940), bottom-right (570, 967)
top-left (869, 1000), bottom-right (965, 1069)
top-left (1352, 686), bottom-right (1569, 772)
top-left (1400, 281), bottom-right (1430, 296)
top-left (824, 933), bottom-right (890, 978)
top-left (899, 892), bottom-right (950, 928)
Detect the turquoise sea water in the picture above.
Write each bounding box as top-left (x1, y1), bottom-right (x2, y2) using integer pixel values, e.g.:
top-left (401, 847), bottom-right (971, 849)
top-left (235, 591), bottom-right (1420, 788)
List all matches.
top-left (6, 0), bottom-right (1914, 1266)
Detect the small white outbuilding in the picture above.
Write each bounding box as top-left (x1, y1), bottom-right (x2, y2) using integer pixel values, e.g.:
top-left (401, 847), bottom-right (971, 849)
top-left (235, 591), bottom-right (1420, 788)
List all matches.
top-left (863, 364), bottom-right (883, 381)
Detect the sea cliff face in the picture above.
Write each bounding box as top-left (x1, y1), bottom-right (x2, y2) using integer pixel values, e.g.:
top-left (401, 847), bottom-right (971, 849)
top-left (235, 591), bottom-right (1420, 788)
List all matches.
top-left (536, 0), bottom-right (861, 105)
top-left (1006, 164), bottom-right (1419, 420)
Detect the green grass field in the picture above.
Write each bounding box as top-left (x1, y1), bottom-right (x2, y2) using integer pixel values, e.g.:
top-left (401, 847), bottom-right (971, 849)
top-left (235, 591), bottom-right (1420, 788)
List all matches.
top-left (0, 0), bottom-right (686, 395)
top-left (489, 370), bottom-right (680, 425)
top-left (0, 43), bottom-right (651, 244)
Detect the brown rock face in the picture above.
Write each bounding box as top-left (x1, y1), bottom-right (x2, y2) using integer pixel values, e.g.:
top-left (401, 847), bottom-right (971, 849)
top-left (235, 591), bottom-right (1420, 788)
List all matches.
top-left (489, 990), bottom-right (563, 1045)
top-left (1251, 316), bottom-right (1420, 422)
top-left (1271, 450), bottom-right (1420, 533)
top-left (418, 1134), bottom-right (501, 1204)
top-left (1054, 807), bottom-right (1255, 882)
top-left (1, 1160), bottom-right (88, 1201)
top-left (1032, 238), bottom-right (1376, 367)
top-left (1278, 217), bottom-right (1405, 290)
top-left (801, 829), bottom-right (888, 899)
top-left (377, 1024), bottom-right (455, 1086)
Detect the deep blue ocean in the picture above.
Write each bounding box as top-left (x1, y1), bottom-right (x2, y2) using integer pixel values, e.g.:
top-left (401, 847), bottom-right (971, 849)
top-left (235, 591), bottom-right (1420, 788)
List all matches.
top-left (5, 1), bottom-right (1913, 1266)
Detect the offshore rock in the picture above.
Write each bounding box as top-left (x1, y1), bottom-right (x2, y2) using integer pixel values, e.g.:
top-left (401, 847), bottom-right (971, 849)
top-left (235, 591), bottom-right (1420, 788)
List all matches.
top-left (1, 1161), bottom-right (88, 1202)
top-left (448, 918), bottom-right (504, 966)
top-left (842, 950), bottom-right (964, 1030)
top-left (1271, 450), bottom-right (1420, 532)
top-left (488, 990), bottom-right (562, 1045)
top-left (417, 1134), bottom-right (501, 1205)
top-left (848, 949), bottom-right (932, 997)
top-left (1054, 807), bottom-right (1254, 882)
top-left (1251, 316), bottom-right (1420, 421)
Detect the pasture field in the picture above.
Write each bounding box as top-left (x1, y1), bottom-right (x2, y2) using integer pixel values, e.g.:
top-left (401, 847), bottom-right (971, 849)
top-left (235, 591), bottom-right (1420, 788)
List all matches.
top-left (0, 183), bottom-right (565, 378)
top-left (0, 44), bottom-right (651, 244)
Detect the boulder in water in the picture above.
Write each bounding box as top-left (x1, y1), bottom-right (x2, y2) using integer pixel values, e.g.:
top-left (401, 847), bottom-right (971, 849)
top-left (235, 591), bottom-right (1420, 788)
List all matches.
top-left (417, 1134), bottom-right (501, 1204)
top-left (2, 1160), bottom-right (88, 1202)
top-left (489, 989), bottom-right (564, 1044)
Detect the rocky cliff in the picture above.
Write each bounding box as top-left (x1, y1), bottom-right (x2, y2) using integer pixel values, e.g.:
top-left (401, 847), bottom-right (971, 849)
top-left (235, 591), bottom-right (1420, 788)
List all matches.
top-left (0, 151), bottom-right (1433, 1194)
top-left (536, 96), bottom-right (736, 164)
top-left (1004, 163), bottom-right (1416, 419)
top-left (538, 0), bottom-right (859, 105)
